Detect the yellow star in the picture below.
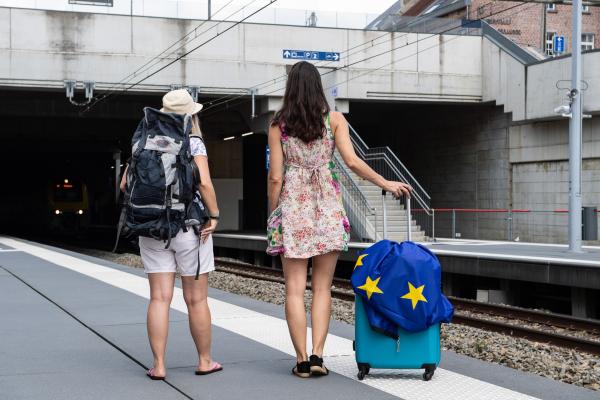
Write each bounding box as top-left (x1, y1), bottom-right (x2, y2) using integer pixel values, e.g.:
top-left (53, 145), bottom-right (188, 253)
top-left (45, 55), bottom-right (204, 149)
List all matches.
top-left (401, 282), bottom-right (428, 310)
top-left (357, 276), bottom-right (383, 300)
top-left (354, 254), bottom-right (368, 270)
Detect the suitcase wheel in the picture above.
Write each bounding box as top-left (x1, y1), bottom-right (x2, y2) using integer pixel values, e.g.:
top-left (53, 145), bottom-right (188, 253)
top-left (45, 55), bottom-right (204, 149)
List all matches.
top-left (422, 364), bottom-right (436, 381)
top-left (357, 363), bottom-right (370, 381)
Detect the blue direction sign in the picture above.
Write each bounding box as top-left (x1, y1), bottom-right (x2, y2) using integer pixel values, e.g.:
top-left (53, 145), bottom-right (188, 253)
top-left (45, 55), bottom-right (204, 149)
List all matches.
top-left (283, 49), bottom-right (340, 62)
top-left (553, 35), bottom-right (565, 54)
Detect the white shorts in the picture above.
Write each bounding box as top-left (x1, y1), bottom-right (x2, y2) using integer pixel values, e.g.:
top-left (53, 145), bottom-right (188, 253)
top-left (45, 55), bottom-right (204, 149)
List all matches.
top-left (139, 229), bottom-right (215, 276)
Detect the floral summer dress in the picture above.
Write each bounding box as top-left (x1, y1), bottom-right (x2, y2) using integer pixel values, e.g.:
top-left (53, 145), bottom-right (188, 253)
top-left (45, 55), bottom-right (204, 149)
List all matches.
top-left (267, 114), bottom-right (350, 258)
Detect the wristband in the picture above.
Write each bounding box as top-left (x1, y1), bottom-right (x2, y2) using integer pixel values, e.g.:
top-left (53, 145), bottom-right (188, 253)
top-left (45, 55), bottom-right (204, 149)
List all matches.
top-left (209, 215), bottom-right (220, 220)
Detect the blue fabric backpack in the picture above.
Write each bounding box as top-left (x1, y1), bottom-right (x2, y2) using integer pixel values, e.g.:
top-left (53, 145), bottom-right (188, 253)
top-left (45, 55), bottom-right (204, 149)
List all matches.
top-left (351, 240), bottom-right (453, 336)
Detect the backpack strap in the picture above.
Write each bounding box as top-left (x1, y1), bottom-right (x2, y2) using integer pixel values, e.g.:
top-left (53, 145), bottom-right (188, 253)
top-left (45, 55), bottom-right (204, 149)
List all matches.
top-left (195, 245), bottom-right (201, 280)
top-left (112, 166), bottom-right (133, 253)
top-left (164, 185), bottom-right (173, 249)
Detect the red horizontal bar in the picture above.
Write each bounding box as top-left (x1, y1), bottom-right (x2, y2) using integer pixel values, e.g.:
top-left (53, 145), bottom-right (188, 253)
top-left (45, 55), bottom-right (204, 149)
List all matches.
top-left (431, 209), bottom-right (599, 213)
top-left (411, 208), bottom-right (599, 213)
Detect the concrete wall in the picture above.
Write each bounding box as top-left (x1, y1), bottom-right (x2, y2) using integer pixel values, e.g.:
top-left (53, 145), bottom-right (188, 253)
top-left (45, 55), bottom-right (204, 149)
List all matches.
top-left (350, 103), bottom-right (513, 240)
top-left (482, 36), bottom-right (600, 121)
top-left (213, 179), bottom-right (243, 231)
top-left (509, 117), bottom-right (600, 243)
top-left (525, 51), bottom-right (600, 121)
top-left (0, 7), bottom-right (483, 103)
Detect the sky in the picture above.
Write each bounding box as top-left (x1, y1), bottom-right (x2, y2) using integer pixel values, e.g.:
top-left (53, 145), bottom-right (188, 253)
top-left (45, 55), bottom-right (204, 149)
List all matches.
top-left (271, 0), bottom-right (397, 14)
top-left (0, 0), bottom-right (399, 20)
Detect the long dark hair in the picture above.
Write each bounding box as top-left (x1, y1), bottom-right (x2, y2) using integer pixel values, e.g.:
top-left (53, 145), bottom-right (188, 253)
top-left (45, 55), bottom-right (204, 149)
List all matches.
top-left (272, 61), bottom-right (330, 143)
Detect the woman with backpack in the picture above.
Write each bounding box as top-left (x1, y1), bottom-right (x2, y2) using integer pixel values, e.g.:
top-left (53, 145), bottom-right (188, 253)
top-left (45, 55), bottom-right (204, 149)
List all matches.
top-left (266, 61), bottom-right (411, 378)
top-left (120, 89), bottom-right (222, 380)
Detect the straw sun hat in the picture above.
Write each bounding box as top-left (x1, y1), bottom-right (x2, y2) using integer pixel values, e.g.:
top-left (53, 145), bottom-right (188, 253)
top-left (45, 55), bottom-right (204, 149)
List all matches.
top-left (160, 89), bottom-right (203, 115)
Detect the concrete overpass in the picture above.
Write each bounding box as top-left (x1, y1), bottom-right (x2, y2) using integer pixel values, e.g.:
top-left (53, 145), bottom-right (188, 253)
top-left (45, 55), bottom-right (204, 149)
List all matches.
top-left (0, 6), bottom-right (483, 110)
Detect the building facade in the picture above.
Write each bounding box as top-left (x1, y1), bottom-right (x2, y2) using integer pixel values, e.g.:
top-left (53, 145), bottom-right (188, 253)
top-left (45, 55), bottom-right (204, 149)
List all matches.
top-left (387, 0), bottom-right (600, 56)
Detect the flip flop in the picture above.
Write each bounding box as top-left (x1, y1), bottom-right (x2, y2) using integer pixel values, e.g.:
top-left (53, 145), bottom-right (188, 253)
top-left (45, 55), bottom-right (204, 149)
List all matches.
top-left (147, 368), bottom-right (166, 381)
top-left (195, 362), bottom-right (223, 376)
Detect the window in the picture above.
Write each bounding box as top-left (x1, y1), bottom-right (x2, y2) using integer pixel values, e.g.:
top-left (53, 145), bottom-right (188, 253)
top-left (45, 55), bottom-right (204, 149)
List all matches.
top-left (68, 0), bottom-right (113, 5)
top-left (582, 4), bottom-right (589, 13)
top-left (546, 3), bottom-right (556, 11)
top-left (582, 33), bottom-right (595, 51)
top-left (424, 3), bottom-right (441, 14)
top-left (545, 32), bottom-right (556, 56)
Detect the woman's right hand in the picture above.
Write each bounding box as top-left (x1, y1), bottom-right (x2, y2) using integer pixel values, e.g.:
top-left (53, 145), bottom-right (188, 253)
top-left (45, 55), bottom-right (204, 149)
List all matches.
top-left (383, 181), bottom-right (412, 199)
top-left (200, 218), bottom-right (218, 243)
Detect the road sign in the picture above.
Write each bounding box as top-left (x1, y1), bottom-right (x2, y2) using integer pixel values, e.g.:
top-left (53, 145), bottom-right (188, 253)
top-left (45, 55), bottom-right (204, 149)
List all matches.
top-left (283, 49), bottom-right (340, 62)
top-left (554, 35), bottom-right (565, 54)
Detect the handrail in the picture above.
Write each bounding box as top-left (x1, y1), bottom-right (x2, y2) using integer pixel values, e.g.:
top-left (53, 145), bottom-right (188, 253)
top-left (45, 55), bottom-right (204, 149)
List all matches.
top-left (347, 124), bottom-right (432, 215)
top-left (333, 151), bottom-right (377, 241)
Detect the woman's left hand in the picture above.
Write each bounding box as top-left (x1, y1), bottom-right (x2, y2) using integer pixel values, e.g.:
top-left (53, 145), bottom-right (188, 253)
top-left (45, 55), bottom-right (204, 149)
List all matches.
top-left (200, 218), bottom-right (218, 243)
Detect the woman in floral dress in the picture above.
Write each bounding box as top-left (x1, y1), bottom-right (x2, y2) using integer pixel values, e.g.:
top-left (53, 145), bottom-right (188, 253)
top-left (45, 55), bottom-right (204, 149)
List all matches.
top-left (267, 61), bottom-right (411, 378)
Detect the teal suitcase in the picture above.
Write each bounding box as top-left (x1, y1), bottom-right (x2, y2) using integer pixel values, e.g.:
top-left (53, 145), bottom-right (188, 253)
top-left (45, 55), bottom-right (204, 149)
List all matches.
top-left (353, 194), bottom-right (440, 381)
top-left (354, 295), bottom-right (440, 380)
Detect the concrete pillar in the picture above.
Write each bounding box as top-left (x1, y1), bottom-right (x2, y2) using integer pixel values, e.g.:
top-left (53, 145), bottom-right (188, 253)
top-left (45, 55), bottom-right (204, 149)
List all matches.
top-left (271, 255), bottom-right (282, 270)
top-left (499, 279), bottom-right (514, 305)
top-left (254, 251), bottom-right (266, 267)
top-left (442, 273), bottom-right (454, 296)
top-left (571, 287), bottom-right (589, 318)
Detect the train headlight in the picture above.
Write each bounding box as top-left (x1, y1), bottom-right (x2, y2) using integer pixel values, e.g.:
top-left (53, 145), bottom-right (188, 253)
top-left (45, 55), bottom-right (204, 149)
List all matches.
top-left (55, 210), bottom-right (62, 215)
top-left (78, 210), bottom-right (84, 215)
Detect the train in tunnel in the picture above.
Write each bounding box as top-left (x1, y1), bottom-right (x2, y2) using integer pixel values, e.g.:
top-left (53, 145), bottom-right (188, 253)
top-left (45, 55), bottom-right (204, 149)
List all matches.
top-left (47, 178), bottom-right (90, 234)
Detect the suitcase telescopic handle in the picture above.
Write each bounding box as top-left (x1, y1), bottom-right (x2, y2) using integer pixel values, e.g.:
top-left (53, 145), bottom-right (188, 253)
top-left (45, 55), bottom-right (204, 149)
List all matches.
top-left (381, 191), bottom-right (412, 242)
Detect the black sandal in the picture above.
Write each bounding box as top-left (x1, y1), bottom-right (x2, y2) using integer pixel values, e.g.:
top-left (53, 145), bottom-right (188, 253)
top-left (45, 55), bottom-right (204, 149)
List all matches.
top-left (292, 361), bottom-right (311, 378)
top-left (309, 355), bottom-right (329, 376)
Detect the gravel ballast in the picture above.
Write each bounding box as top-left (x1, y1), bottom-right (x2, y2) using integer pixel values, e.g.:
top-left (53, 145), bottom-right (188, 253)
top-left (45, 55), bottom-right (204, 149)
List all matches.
top-left (81, 249), bottom-right (600, 391)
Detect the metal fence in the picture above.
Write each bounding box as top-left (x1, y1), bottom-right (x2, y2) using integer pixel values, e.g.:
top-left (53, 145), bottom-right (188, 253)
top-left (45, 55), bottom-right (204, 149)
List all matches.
top-left (432, 209), bottom-right (600, 244)
top-left (333, 153), bottom-right (377, 242)
top-left (347, 124), bottom-right (434, 239)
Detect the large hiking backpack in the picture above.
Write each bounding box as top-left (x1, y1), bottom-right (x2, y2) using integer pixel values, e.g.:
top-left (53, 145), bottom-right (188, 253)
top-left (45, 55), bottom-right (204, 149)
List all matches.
top-left (115, 107), bottom-right (207, 253)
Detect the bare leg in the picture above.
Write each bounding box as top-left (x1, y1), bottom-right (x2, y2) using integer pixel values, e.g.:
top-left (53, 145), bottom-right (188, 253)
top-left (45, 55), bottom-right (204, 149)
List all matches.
top-left (310, 251), bottom-right (339, 357)
top-left (147, 272), bottom-right (176, 377)
top-left (282, 256), bottom-right (309, 362)
top-left (182, 274), bottom-right (216, 372)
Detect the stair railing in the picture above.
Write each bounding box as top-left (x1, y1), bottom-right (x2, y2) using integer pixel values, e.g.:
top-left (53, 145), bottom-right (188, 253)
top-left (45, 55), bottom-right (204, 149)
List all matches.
top-left (348, 124), bottom-right (434, 239)
top-left (333, 152), bottom-right (378, 242)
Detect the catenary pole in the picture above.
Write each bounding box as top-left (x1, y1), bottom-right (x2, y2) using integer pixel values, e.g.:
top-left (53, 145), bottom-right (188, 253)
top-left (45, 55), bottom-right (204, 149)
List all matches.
top-left (568, 0), bottom-right (583, 252)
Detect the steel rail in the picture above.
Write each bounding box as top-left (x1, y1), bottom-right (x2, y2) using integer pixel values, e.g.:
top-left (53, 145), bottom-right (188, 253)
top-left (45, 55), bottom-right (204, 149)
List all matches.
top-left (449, 297), bottom-right (600, 334)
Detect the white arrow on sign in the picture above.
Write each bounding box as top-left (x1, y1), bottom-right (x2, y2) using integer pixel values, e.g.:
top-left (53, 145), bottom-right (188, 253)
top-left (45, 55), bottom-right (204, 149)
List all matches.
top-left (283, 50), bottom-right (291, 58)
top-left (333, 53), bottom-right (339, 61)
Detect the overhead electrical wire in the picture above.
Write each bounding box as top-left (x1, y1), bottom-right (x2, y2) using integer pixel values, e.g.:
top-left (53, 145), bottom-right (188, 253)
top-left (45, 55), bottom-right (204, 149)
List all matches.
top-left (199, 0), bottom-right (522, 111)
top-left (199, 10), bottom-right (463, 110)
top-left (200, 0), bottom-right (534, 117)
top-left (81, 0), bottom-right (279, 114)
top-left (200, 0), bottom-right (527, 110)
top-left (113, 0), bottom-right (239, 86)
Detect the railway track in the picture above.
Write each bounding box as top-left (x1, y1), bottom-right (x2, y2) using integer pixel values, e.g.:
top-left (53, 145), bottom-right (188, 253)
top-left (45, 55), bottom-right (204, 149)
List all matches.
top-left (215, 258), bottom-right (600, 356)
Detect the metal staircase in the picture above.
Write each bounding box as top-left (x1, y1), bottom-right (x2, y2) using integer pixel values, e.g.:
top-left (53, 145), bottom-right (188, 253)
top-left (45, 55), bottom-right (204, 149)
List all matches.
top-left (333, 125), bottom-right (432, 243)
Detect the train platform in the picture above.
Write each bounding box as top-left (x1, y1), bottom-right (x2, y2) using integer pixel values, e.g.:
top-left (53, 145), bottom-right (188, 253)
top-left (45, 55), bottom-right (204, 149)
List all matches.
top-left (0, 236), bottom-right (597, 400)
top-left (213, 233), bottom-right (600, 293)
top-left (213, 232), bottom-right (600, 266)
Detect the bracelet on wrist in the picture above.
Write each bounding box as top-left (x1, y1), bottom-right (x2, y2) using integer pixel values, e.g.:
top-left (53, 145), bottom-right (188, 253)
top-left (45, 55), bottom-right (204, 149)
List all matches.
top-left (209, 215), bottom-right (220, 220)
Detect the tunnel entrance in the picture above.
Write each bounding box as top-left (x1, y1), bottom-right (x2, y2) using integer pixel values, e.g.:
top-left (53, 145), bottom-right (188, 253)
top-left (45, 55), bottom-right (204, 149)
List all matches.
top-left (0, 88), bottom-right (253, 244)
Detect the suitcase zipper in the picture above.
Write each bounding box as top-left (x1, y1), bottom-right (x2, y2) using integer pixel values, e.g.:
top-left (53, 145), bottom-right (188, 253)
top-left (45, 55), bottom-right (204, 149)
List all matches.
top-left (396, 337), bottom-right (401, 352)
